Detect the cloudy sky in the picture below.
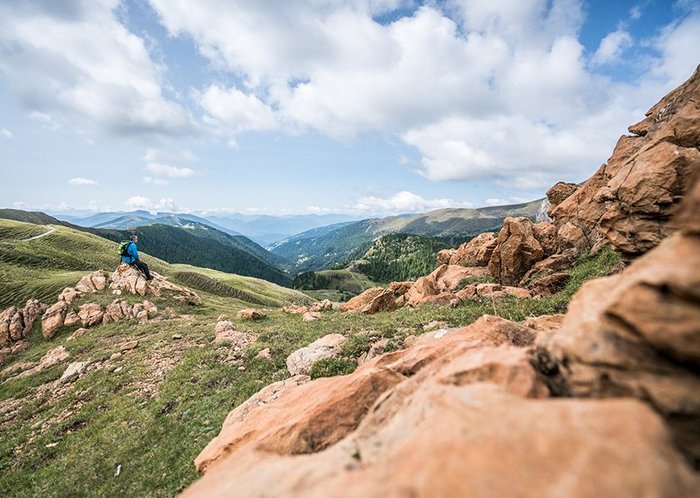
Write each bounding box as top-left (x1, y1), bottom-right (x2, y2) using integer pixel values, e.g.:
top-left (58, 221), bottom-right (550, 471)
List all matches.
top-left (0, 0), bottom-right (698, 217)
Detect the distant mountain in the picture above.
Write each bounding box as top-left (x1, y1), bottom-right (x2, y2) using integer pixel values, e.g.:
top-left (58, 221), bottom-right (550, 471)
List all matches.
top-left (204, 213), bottom-right (360, 245)
top-left (54, 210), bottom-right (358, 246)
top-left (0, 208), bottom-right (67, 226)
top-left (271, 199), bottom-right (544, 273)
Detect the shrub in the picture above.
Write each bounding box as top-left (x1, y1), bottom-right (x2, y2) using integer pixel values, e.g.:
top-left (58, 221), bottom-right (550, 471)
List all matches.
top-left (309, 358), bottom-right (357, 379)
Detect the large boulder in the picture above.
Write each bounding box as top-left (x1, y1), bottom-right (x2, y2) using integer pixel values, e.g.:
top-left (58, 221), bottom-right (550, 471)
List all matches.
top-left (448, 232), bottom-right (497, 267)
top-left (74, 270), bottom-right (108, 293)
top-left (488, 217), bottom-right (544, 285)
top-left (41, 300), bottom-right (69, 339)
top-left (539, 188), bottom-right (700, 465)
top-left (404, 265), bottom-right (491, 307)
top-left (549, 65), bottom-right (700, 257)
top-left (286, 334), bottom-right (348, 376)
top-left (546, 181), bottom-right (578, 211)
top-left (1, 300), bottom-right (49, 348)
top-left (185, 315), bottom-right (697, 497)
top-left (109, 264), bottom-right (201, 304)
top-left (340, 288), bottom-right (397, 314)
top-left (77, 303), bottom-right (104, 328)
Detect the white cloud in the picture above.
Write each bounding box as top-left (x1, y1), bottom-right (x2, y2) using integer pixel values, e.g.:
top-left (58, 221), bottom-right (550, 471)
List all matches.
top-left (0, 128), bottom-right (12, 138)
top-left (591, 30), bottom-right (633, 66)
top-left (124, 195), bottom-right (177, 212)
top-left (149, 0), bottom-right (685, 188)
top-left (197, 85), bottom-right (278, 132)
top-left (144, 147), bottom-right (198, 163)
top-left (0, 0), bottom-right (192, 137)
top-left (146, 161), bottom-right (194, 178)
top-left (142, 176), bottom-right (169, 185)
top-left (352, 191), bottom-right (473, 215)
top-left (68, 177), bottom-right (98, 186)
top-left (484, 196), bottom-right (531, 207)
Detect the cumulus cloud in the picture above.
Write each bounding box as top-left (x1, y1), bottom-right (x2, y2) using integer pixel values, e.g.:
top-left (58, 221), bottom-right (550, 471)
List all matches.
top-left (124, 195), bottom-right (177, 212)
top-left (197, 85), bottom-right (278, 132)
top-left (0, 0), bottom-right (192, 137)
top-left (145, 162), bottom-right (194, 178)
top-left (68, 177), bottom-right (98, 186)
top-left (144, 0), bottom-right (700, 191)
top-left (352, 191), bottom-right (473, 215)
top-left (0, 128), bottom-right (12, 138)
top-left (591, 29), bottom-right (633, 66)
top-left (142, 176), bottom-right (169, 185)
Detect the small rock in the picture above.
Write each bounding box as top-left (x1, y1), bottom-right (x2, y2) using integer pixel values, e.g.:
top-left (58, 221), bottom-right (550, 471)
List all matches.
top-left (110, 352), bottom-right (122, 360)
top-left (302, 311), bottom-right (321, 322)
top-left (72, 327), bottom-right (89, 338)
top-left (59, 361), bottom-right (89, 383)
top-left (120, 340), bottom-right (139, 351)
top-left (115, 464), bottom-right (122, 477)
top-left (217, 314), bottom-right (229, 321)
top-left (256, 348), bottom-right (272, 360)
top-left (112, 289), bottom-right (122, 296)
top-left (171, 334), bottom-right (182, 340)
top-left (45, 442), bottom-right (58, 448)
top-left (113, 366), bottom-right (123, 373)
top-left (238, 366), bottom-right (246, 371)
top-left (237, 309), bottom-right (266, 320)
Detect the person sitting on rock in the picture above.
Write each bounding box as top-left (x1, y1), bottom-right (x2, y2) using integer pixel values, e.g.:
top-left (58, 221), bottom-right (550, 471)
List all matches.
top-left (122, 234), bottom-right (153, 281)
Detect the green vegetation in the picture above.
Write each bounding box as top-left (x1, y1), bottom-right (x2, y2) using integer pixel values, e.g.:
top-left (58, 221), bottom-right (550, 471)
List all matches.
top-left (353, 233), bottom-right (448, 283)
top-left (0, 216), bottom-right (621, 497)
top-left (0, 220), bottom-right (305, 310)
top-left (309, 358), bottom-right (357, 379)
top-left (292, 269), bottom-right (377, 299)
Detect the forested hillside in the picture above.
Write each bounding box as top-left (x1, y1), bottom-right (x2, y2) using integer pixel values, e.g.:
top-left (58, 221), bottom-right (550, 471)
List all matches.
top-left (353, 234), bottom-right (449, 283)
top-left (91, 224), bottom-right (292, 286)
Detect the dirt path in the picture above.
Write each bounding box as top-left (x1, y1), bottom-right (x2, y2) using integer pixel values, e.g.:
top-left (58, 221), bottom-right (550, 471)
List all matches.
top-left (25, 226), bottom-right (56, 241)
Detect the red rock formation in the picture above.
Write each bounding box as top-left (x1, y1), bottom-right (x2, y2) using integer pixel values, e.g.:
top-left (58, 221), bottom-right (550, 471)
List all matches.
top-left (539, 183), bottom-right (700, 465)
top-left (447, 232), bottom-right (497, 266)
top-left (488, 217), bottom-right (544, 285)
top-left (185, 316), bottom-right (697, 497)
top-left (549, 65), bottom-right (700, 256)
top-left (340, 287), bottom-right (398, 314)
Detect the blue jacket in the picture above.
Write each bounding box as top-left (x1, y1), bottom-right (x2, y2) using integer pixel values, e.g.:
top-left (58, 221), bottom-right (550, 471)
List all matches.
top-left (121, 241), bottom-right (140, 264)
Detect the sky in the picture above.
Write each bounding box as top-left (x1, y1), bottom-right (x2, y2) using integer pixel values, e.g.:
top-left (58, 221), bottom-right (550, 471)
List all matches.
top-left (0, 0), bottom-right (698, 218)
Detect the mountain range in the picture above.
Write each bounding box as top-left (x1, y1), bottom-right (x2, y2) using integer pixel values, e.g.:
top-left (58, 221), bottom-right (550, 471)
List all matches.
top-left (269, 199), bottom-right (544, 273)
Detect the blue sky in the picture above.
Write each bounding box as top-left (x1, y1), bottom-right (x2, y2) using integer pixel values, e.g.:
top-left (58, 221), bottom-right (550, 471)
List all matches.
top-left (0, 0), bottom-right (698, 217)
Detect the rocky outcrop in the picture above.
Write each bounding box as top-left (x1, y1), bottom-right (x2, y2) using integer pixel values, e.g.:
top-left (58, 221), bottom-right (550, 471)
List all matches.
top-left (538, 184), bottom-right (700, 466)
top-left (109, 264), bottom-right (201, 304)
top-left (549, 65), bottom-right (700, 257)
top-left (0, 299), bottom-right (48, 347)
top-left (286, 334), bottom-right (347, 376)
top-left (185, 314), bottom-right (697, 497)
top-left (41, 301), bottom-right (69, 339)
top-left (74, 270), bottom-right (108, 293)
top-left (340, 288), bottom-right (397, 314)
top-left (446, 232), bottom-right (497, 267)
top-left (310, 299), bottom-right (333, 312)
top-left (488, 217), bottom-right (544, 285)
top-left (546, 181), bottom-right (578, 211)
top-left (77, 303), bottom-right (103, 328)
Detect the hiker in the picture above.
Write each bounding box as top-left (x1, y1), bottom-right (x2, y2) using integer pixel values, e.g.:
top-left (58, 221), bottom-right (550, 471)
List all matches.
top-left (121, 235), bottom-right (153, 281)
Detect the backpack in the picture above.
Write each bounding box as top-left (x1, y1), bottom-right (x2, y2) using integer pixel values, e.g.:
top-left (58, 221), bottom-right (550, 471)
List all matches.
top-left (117, 241), bottom-right (132, 258)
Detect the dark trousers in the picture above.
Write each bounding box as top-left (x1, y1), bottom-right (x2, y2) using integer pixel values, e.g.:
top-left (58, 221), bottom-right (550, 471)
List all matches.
top-left (132, 260), bottom-right (153, 280)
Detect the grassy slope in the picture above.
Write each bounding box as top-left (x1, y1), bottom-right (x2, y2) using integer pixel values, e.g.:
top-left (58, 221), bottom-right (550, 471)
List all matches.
top-left (0, 218), bottom-right (620, 496)
top-left (0, 220), bottom-right (306, 310)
